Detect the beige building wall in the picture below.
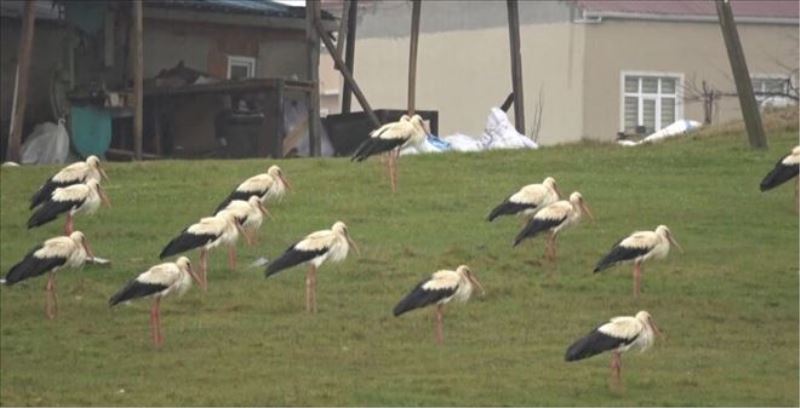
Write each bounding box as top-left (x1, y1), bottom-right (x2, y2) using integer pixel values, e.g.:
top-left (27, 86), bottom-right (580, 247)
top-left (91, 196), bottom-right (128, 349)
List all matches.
top-left (350, 22), bottom-right (586, 145)
top-left (582, 20), bottom-right (799, 142)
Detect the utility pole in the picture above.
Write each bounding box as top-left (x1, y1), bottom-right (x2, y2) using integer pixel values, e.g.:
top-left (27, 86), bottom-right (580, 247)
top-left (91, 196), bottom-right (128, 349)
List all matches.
top-left (715, 0), bottom-right (767, 149)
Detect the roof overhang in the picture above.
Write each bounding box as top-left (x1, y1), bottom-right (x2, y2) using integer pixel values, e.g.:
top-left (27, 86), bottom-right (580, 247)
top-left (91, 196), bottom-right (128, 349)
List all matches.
top-left (575, 9), bottom-right (798, 25)
top-left (143, 5), bottom-right (338, 31)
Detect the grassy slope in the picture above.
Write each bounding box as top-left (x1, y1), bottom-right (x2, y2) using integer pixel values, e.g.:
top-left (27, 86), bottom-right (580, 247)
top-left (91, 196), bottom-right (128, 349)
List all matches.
top-left (0, 129), bottom-right (797, 406)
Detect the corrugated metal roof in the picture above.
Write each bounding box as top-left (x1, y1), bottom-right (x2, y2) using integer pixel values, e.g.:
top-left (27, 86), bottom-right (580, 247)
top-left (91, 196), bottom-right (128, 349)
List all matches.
top-left (144, 0), bottom-right (335, 20)
top-left (572, 0), bottom-right (798, 21)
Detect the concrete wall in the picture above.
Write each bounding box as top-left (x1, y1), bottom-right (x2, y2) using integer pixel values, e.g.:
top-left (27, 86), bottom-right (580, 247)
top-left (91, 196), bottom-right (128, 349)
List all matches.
top-left (582, 20), bottom-right (799, 141)
top-left (350, 1), bottom-right (585, 144)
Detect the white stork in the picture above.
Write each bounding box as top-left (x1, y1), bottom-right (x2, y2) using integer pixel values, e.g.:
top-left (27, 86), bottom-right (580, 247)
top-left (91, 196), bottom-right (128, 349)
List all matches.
top-left (159, 210), bottom-right (247, 290)
top-left (565, 310), bottom-right (662, 389)
top-left (109, 256), bottom-right (201, 347)
top-left (594, 225), bottom-right (683, 297)
top-left (30, 155), bottom-right (109, 210)
top-left (214, 165), bottom-right (292, 213)
top-left (351, 114), bottom-right (429, 192)
top-left (265, 221), bottom-right (359, 313)
top-left (393, 265), bottom-right (485, 345)
top-left (513, 191), bottom-right (594, 262)
top-left (760, 145), bottom-right (800, 210)
top-left (3, 231), bottom-right (95, 319)
top-left (487, 176), bottom-right (563, 222)
top-left (217, 196), bottom-right (271, 268)
top-left (27, 179), bottom-right (111, 234)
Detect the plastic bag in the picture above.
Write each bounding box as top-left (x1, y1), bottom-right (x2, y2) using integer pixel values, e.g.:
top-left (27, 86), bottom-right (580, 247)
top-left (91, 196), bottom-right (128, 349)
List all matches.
top-left (21, 118), bottom-right (70, 165)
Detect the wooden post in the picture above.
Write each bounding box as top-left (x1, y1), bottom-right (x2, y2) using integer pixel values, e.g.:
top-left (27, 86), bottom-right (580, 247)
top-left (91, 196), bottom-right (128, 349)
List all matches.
top-left (315, 17), bottom-right (380, 127)
top-left (506, 0), bottom-right (525, 134)
top-left (132, 0), bottom-right (144, 160)
top-left (407, 0), bottom-right (421, 116)
top-left (306, 0), bottom-right (321, 157)
top-left (6, 0), bottom-right (36, 162)
top-left (341, 0), bottom-right (358, 113)
top-left (715, 0), bottom-right (766, 149)
top-left (334, 0), bottom-right (351, 64)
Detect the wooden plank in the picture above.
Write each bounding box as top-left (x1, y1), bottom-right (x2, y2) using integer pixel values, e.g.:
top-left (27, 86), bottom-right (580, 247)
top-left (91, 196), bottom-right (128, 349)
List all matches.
top-left (407, 0), bottom-right (421, 116)
top-left (341, 0), bottom-right (358, 114)
top-left (275, 79), bottom-right (286, 158)
top-left (315, 16), bottom-right (380, 127)
top-left (506, 0), bottom-right (525, 134)
top-left (335, 0), bottom-right (351, 65)
top-left (306, 0), bottom-right (321, 157)
top-left (715, 0), bottom-right (766, 149)
top-left (6, 0), bottom-right (36, 162)
top-left (132, 0), bottom-right (144, 160)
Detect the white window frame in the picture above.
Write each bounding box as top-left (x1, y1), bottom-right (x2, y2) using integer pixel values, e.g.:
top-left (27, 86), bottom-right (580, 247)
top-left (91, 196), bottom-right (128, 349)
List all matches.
top-left (619, 70), bottom-right (684, 133)
top-left (751, 73), bottom-right (792, 106)
top-left (227, 55), bottom-right (256, 80)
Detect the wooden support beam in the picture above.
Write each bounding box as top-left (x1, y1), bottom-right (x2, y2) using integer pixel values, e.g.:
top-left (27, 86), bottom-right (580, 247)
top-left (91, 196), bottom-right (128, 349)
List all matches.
top-left (715, 0), bottom-right (766, 149)
top-left (341, 0), bottom-right (358, 114)
top-left (132, 0), bottom-right (144, 160)
top-left (407, 0), bottom-right (421, 116)
top-left (306, 0), bottom-right (321, 157)
top-left (315, 16), bottom-right (380, 127)
top-left (335, 0), bottom-right (351, 64)
top-left (506, 0), bottom-right (525, 134)
top-left (500, 92), bottom-right (515, 112)
top-left (6, 0), bottom-right (36, 162)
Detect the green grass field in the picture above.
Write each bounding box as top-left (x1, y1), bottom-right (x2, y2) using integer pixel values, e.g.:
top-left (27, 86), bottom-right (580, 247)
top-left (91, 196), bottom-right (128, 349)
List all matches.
top-left (1, 127), bottom-right (797, 406)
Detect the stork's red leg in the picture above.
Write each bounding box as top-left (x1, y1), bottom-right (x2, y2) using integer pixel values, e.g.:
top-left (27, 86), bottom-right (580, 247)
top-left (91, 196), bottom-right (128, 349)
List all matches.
top-left (64, 213), bottom-right (74, 235)
top-left (44, 272), bottom-right (57, 319)
top-left (610, 352), bottom-right (622, 389)
top-left (228, 245), bottom-right (236, 271)
top-left (435, 304), bottom-right (444, 345)
top-left (199, 249), bottom-right (208, 291)
top-left (305, 265), bottom-right (313, 313)
top-left (633, 262), bottom-right (642, 298)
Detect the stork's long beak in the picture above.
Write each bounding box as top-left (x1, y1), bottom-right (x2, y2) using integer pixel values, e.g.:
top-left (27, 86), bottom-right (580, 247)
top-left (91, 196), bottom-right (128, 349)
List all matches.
top-left (258, 202), bottom-right (272, 219)
top-left (469, 274), bottom-right (486, 296)
top-left (98, 185), bottom-right (112, 208)
top-left (346, 234), bottom-right (360, 255)
top-left (279, 174), bottom-right (292, 191)
top-left (82, 239), bottom-right (96, 260)
top-left (99, 166), bottom-right (110, 182)
top-left (649, 317), bottom-right (664, 338)
top-left (233, 221), bottom-right (251, 245)
top-left (187, 264), bottom-right (202, 287)
top-left (553, 184), bottom-right (564, 200)
top-left (580, 201), bottom-right (595, 223)
top-left (668, 234), bottom-right (684, 253)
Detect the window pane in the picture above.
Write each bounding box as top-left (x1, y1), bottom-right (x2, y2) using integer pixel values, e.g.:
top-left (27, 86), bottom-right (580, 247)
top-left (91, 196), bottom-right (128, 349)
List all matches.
top-left (624, 97), bottom-right (638, 129)
top-left (230, 65), bottom-right (250, 80)
top-left (642, 77), bottom-right (658, 93)
top-left (661, 97), bottom-right (675, 126)
top-left (661, 78), bottom-right (676, 94)
top-left (765, 78), bottom-right (784, 93)
top-left (643, 99), bottom-right (656, 132)
top-left (625, 76), bottom-right (638, 93)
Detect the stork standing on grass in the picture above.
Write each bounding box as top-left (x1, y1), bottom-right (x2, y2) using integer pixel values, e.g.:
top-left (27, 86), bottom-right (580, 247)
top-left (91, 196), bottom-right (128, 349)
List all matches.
top-left (513, 192), bottom-right (594, 262)
top-left (565, 310), bottom-right (662, 389)
top-left (30, 155), bottom-right (109, 210)
top-left (393, 265), bottom-right (485, 345)
top-left (27, 179), bottom-right (111, 234)
top-left (351, 115), bottom-right (429, 192)
top-left (159, 211), bottom-right (247, 290)
top-left (217, 196), bottom-right (271, 267)
top-left (109, 257), bottom-right (201, 347)
top-left (265, 221), bottom-right (359, 313)
top-left (3, 231), bottom-right (95, 319)
top-left (487, 177), bottom-right (563, 222)
top-left (760, 145), bottom-right (800, 209)
top-left (214, 165), bottom-right (292, 213)
top-left (594, 225), bottom-right (683, 298)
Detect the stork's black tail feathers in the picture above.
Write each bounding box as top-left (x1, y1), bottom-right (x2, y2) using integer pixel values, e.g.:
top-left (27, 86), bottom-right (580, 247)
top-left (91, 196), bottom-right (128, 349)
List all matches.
top-left (214, 190), bottom-right (254, 214)
top-left (27, 200), bottom-right (76, 229)
top-left (109, 279), bottom-right (168, 306)
top-left (760, 160), bottom-right (799, 192)
top-left (159, 231), bottom-right (216, 259)
top-left (487, 200), bottom-right (533, 222)
top-left (351, 138), bottom-right (405, 162)
top-left (565, 330), bottom-right (629, 362)
top-left (513, 217), bottom-right (561, 247)
top-left (4, 245), bottom-right (66, 285)
top-left (264, 245), bottom-right (326, 278)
